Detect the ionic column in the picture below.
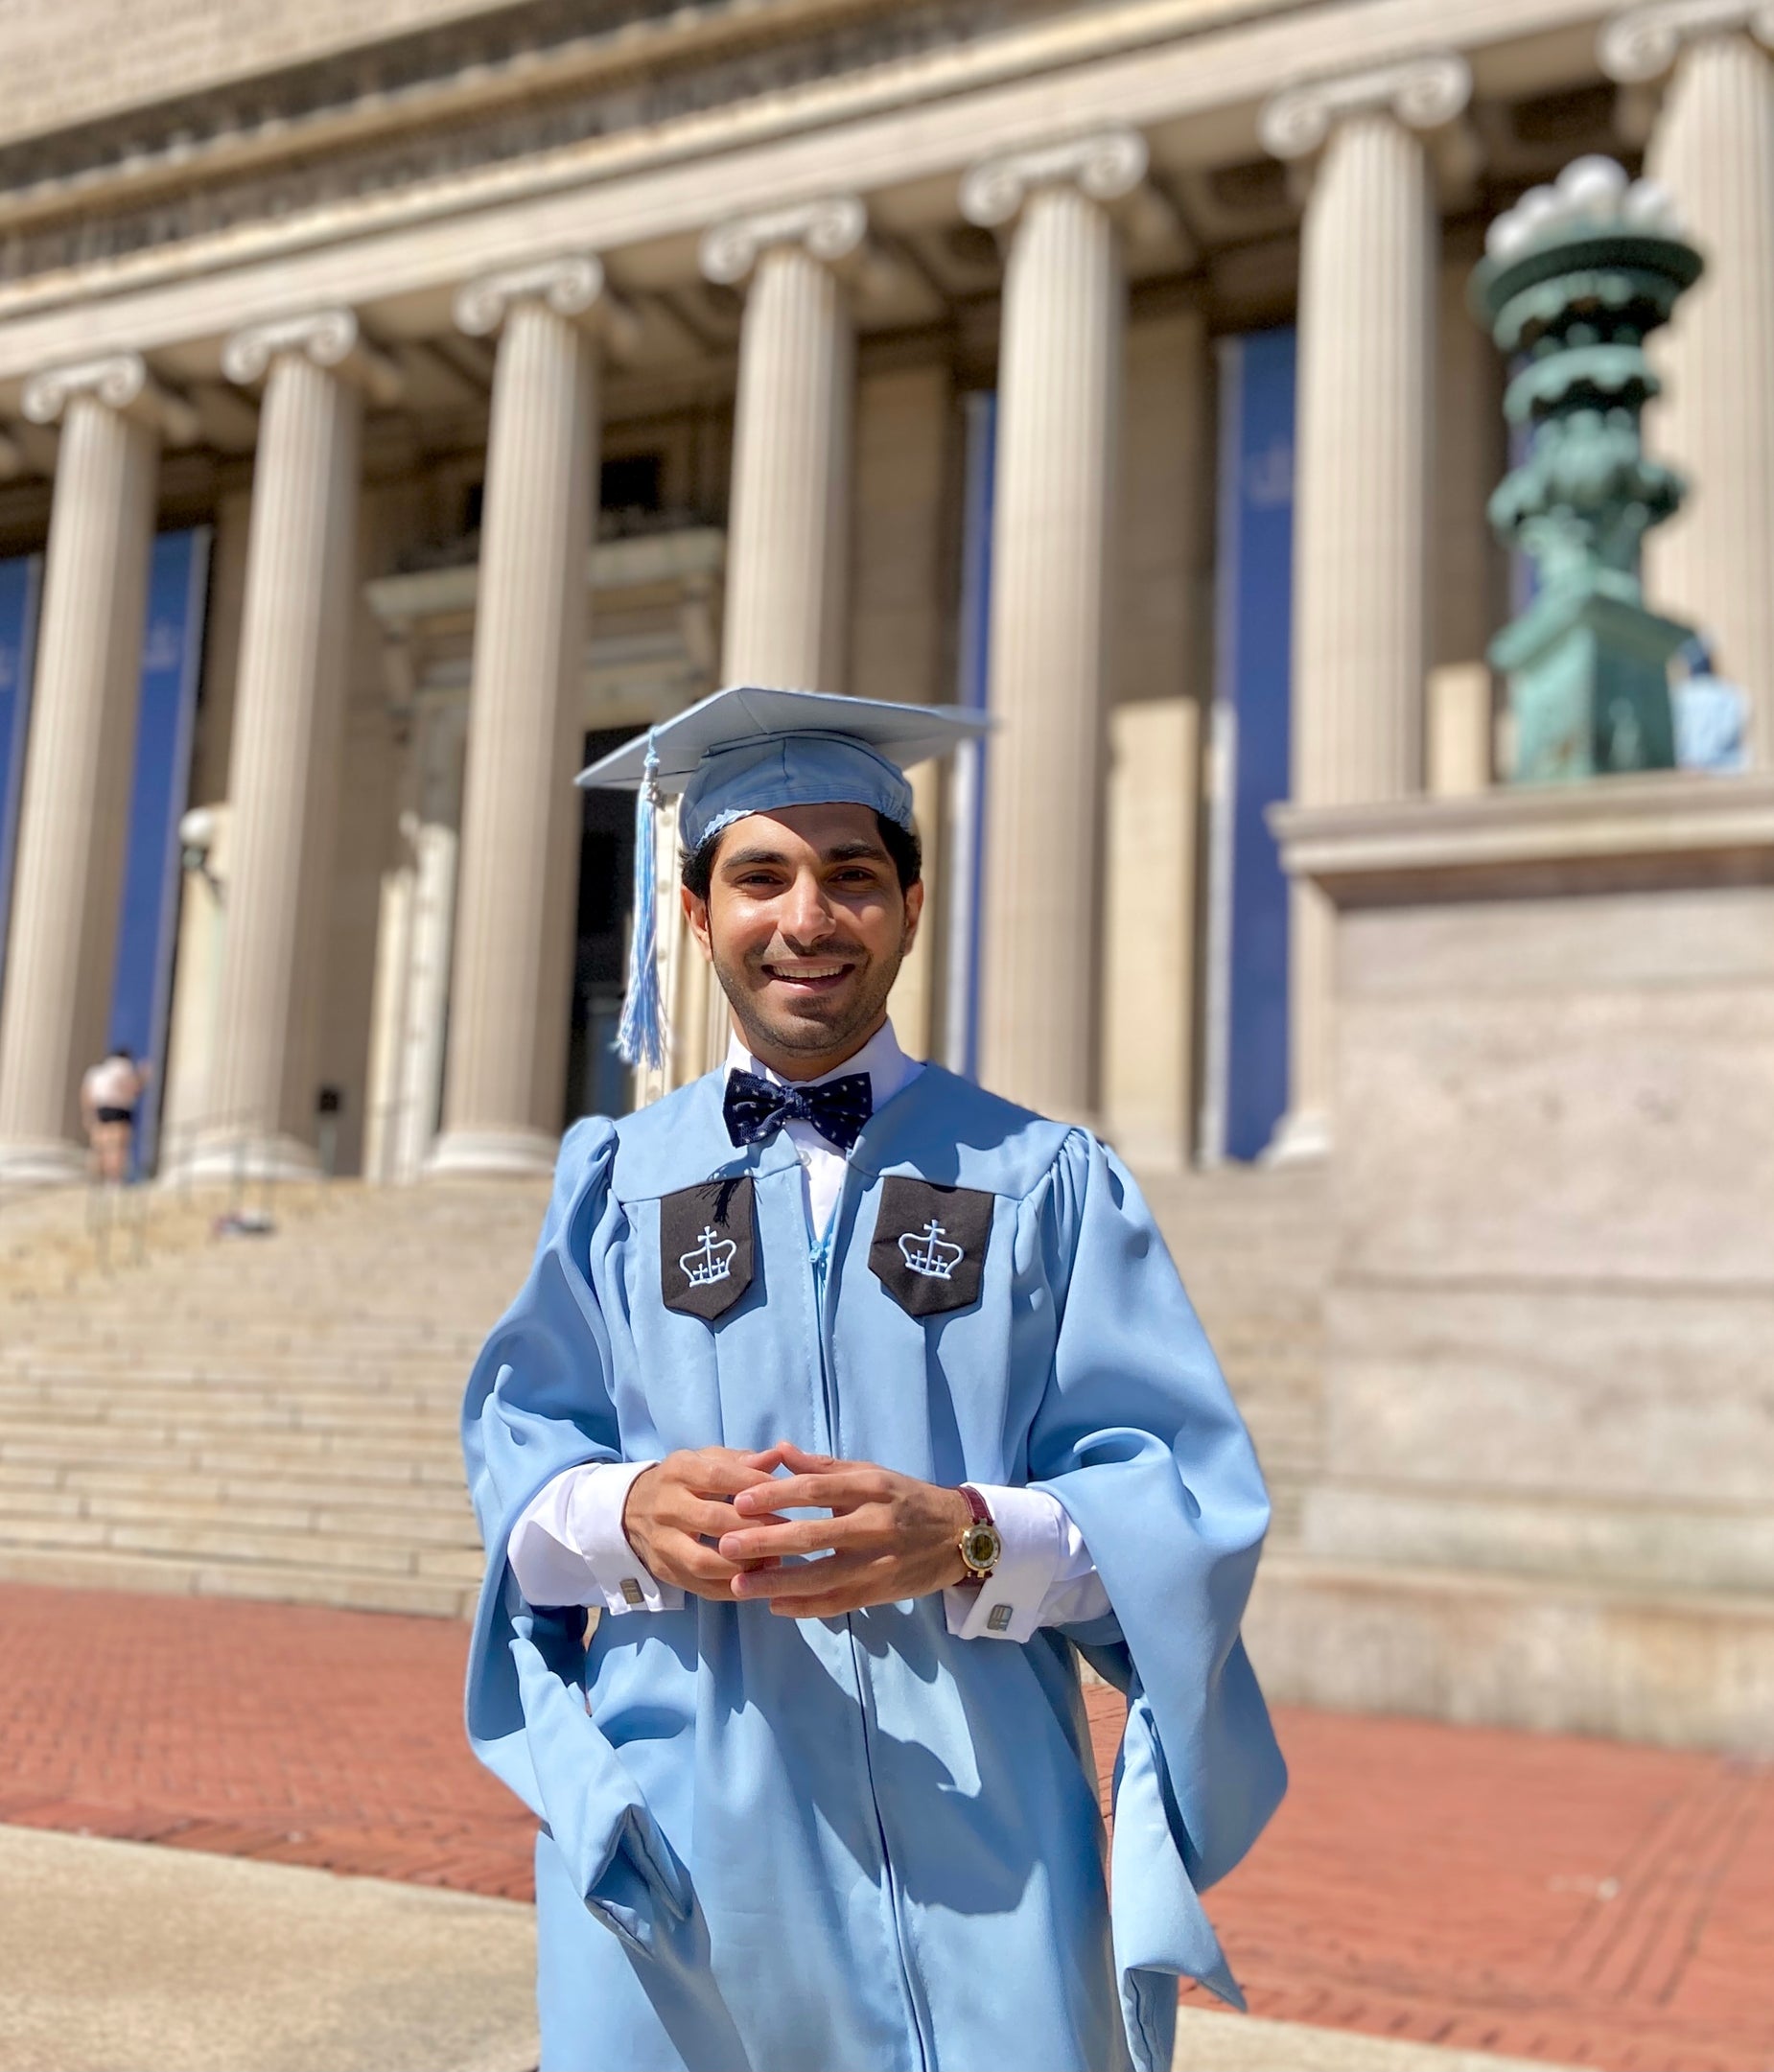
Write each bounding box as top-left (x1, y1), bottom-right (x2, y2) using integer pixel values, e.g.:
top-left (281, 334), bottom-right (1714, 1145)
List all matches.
top-left (701, 198), bottom-right (865, 693)
top-left (1259, 56), bottom-right (1470, 1158)
top-left (1603, 1), bottom-right (1774, 762)
top-left (960, 129), bottom-right (1145, 1121)
top-left (386, 695), bottom-right (467, 1179)
top-left (193, 310), bottom-right (397, 1180)
top-left (431, 257), bottom-right (627, 1177)
top-left (0, 356), bottom-right (177, 1181)
top-left (666, 199), bottom-right (868, 1079)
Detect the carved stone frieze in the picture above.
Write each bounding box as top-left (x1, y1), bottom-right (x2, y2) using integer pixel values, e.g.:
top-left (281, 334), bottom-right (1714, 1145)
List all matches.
top-left (21, 349), bottom-right (198, 440)
top-left (1600, 0), bottom-right (1774, 81)
top-left (222, 309), bottom-right (403, 405)
top-left (0, 0), bottom-right (1042, 291)
top-left (958, 127), bottom-right (1149, 227)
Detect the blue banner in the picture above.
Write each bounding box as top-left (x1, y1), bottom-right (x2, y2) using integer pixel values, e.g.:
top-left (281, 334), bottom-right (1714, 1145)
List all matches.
top-left (109, 527), bottom-right (210, 1172)
top-left (1206, 329), bottom-right (1295, 1162)
top-left (0, 553), bottom-right (43, 1006)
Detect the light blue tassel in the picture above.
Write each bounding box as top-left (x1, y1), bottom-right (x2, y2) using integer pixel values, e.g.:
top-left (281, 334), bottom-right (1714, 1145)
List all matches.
top-left (616, 733), bottom-right (666, 1073)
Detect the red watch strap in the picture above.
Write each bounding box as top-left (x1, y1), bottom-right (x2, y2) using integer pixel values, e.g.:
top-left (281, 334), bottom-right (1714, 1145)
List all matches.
top-left (959, 1483), bottom-right (992, 1526)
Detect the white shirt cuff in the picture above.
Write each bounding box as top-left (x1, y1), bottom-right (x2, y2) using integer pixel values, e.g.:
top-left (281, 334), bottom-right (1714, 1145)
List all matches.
top-left (506, 1460), bottom-right (685, 1615)
top-left (943, 1483), bottom-right (1109, 1641)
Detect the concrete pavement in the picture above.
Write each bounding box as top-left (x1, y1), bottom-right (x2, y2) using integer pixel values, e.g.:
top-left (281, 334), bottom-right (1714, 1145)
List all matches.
top-left (0, 1823), bottom-right (1576, 2072)
top-left (1174, 2009), bottom-right (1575, 2072)
top-left (0, 1825), bottom-right (536, 2072)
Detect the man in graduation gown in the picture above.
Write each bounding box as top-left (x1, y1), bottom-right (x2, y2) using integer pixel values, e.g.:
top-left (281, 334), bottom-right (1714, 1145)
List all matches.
top-left (461, 687), bottom-right (1285, 2072)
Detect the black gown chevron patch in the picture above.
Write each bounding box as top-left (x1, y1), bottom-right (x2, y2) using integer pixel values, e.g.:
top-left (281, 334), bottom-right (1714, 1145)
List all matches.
top-left (661, 1178), bottom-right (756, 1322)
top-left (869, 1177), bottom-right (992, 1317)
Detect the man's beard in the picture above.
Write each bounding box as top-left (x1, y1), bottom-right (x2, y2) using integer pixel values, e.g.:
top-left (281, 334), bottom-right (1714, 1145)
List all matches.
top-left (713, 920), bottom-right (910, 1062)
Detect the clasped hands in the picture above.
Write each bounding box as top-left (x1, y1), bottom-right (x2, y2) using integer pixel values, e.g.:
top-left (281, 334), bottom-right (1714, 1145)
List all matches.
top-left (620, 1441), bottom-right (973, 1619)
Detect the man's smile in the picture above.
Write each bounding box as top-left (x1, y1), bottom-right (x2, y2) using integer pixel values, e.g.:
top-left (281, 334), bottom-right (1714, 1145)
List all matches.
top-left (759, 958), bottom-right (858, 993)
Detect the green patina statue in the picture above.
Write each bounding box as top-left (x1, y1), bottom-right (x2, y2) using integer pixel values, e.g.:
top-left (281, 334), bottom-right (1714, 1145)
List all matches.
top-left (1471, 156), bottom-right (1704, 781)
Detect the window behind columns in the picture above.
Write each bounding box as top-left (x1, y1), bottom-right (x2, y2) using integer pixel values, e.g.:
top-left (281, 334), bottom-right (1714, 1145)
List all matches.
top-left (598, 453), bottom-right (664, 528)
top-left (565, 724), bottom-right (639, 1125)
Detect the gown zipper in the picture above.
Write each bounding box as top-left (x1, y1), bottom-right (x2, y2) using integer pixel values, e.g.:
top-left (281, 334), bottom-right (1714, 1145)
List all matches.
top-left (809, 1173), bottom-right (935, 2072)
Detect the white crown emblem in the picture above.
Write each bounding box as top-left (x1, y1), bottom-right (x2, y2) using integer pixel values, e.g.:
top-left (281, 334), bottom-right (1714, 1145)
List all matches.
top-left (680, 1225), bottom-right (737, 1287)
top-left (899, 1218), bottom-right (965, 1282)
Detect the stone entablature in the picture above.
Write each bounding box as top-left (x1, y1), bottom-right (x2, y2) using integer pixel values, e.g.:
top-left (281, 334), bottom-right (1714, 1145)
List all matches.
top-left (0, 0), bottom-right (1506, 329)
top-left (0, 0), bottom-right (1066, 291)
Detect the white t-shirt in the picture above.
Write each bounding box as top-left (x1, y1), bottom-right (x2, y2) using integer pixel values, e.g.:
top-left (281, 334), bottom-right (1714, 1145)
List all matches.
top-left (82, 1056), bottom-right (142, 1110)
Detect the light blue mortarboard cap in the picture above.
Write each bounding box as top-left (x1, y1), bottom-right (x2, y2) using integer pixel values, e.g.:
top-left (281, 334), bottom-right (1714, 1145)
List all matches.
top-left (577, 686), bottom-right (991, 1073)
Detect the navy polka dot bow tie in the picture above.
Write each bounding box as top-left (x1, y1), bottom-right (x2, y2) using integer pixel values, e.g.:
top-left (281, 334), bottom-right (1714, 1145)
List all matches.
top-left (721, 1068), bottom-right (874, 1153)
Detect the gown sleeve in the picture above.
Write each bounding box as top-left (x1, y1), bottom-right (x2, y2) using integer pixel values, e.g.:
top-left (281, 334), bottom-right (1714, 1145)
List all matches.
top-left (459, 1118), bottom-right (697, 1959)
top-left (1022, 1129), bottom-right (1288, 2071)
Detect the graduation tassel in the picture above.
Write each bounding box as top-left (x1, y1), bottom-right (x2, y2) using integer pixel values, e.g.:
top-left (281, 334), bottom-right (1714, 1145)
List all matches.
top-left (616, 733), bottom-right (667, 1074)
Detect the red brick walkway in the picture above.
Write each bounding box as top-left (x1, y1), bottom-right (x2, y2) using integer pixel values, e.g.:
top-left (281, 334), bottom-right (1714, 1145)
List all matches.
top-left (4, 1581), bottom-right (1770, 2071)
top-left (0, 1580), bottom-right (534, 1898)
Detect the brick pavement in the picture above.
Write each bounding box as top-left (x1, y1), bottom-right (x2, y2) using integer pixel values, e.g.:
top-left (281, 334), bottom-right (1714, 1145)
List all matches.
top-left (0, 1579), bottom-right (534, 1898)
top-left (3, 1580), bottom-right (1769, 2072)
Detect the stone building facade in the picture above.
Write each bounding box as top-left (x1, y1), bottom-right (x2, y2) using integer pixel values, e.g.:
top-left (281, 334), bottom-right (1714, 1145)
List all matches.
top-left (0, 0), bottom-right (1764, 1186)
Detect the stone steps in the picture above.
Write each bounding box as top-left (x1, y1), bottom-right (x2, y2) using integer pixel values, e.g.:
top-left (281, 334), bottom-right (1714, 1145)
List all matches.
top-left (0, 1177), bottom-right (534, 1612)
top-left (0, 1437), bottom-right (464, 1480)
top-left (0, 1544), bottom-right (475, 1618)
top-left (1143, 1164), bottom-right (1332, 1531)
top-left (0, 1392), bottom-right (469, 1440)
top-left (0, 1377), bottom-right (470, 1411)
top-left (0, 1507), bottom-right (483, 1576)
top-left (0, 1461), bottom-right (474, 1511)
top-left (21, 1489), bottom-right (475, 1544)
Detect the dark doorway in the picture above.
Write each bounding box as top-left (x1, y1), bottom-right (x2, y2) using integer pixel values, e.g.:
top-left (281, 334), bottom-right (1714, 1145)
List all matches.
top-left (565, 726), bottom-right (638, 1124)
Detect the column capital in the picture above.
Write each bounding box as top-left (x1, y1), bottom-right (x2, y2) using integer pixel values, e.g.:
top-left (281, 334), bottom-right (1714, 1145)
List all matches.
top-left (21, 351), bottom-right (198, 442)
top-left (959, 127), bottom-right (1149, 228)
top-left (1258, 53), bottom-right (1473, 161)
top-left (222, 308), bottom-right (403, 406)
top-left (698, 194), bottom-right (868, 287)
top-left (1600, 0), bottom-right (1774, 81)
top-left (453, 251), bottom-right (642, 356)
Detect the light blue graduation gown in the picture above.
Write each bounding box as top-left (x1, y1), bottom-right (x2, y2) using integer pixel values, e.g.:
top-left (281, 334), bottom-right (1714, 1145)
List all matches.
top-left (461, 1063), bottom-right (1285, 2072)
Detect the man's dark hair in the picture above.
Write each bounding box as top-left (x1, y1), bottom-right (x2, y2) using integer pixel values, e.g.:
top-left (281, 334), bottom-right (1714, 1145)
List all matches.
top-left (680, 812), bottom-right (922, 901)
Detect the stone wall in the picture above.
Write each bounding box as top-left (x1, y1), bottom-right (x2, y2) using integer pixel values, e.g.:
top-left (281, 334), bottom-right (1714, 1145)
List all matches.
top-left (1261, 775), bottom-right (1774, 1750)
top-left (0, 0), bottom-right (519, 146)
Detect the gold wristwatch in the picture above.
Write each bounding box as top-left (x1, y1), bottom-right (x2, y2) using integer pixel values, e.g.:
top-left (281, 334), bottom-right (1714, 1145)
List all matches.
top-left (956, 1483), bottom-right (1003, 1582)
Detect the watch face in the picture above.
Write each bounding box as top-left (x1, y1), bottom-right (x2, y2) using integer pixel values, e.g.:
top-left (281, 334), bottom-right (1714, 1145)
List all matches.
top-left (961, 1523), bottom-right (1002, 1575)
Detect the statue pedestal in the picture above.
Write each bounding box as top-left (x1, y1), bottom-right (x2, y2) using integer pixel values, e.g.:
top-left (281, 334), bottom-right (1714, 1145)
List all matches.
top-left (1258, 773), bottom-right (1774, 1751)
top-left (1491, 575), bottom-right (1688, 780)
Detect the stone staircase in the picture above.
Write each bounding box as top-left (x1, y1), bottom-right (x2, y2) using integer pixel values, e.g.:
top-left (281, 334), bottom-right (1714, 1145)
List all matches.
top-left (0, 1178), bottom-right (548, 1617)
top-left (1141, 1163), bottom-right (1331, 1548)
top-left (0, 1163), bottom-right (1328, 1617)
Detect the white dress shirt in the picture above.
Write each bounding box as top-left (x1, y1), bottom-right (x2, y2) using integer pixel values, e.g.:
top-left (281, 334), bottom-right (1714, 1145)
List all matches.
top-left (506, 1019), bottom-right (1110, 1641)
